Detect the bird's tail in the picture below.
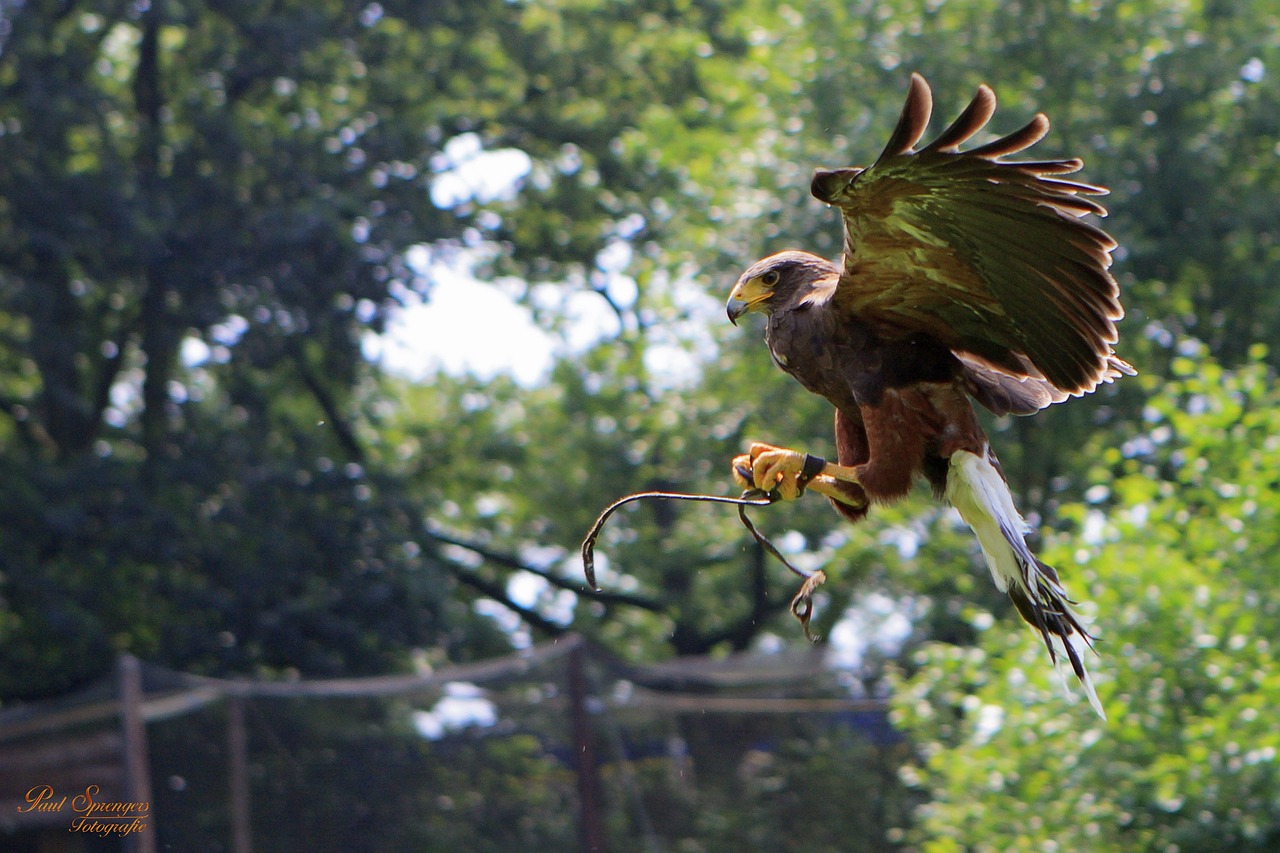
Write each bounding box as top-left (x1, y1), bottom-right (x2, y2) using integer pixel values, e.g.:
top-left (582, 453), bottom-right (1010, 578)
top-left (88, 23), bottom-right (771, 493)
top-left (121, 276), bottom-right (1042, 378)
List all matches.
top-left (944, 446), bottom-right (1105, 719)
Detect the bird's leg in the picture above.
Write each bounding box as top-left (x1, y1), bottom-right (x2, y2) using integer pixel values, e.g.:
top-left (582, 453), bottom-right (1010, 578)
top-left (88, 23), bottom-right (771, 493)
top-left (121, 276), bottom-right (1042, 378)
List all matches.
top-left (802, 474), bottom-right (870, 511)
top-left (731, 442), bottom-right (864, 505)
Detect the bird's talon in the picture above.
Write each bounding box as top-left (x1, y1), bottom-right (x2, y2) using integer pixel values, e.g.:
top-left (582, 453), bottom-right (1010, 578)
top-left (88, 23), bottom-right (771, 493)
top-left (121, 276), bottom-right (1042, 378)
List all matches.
top-left (749, 444), bottom-right (808, 501)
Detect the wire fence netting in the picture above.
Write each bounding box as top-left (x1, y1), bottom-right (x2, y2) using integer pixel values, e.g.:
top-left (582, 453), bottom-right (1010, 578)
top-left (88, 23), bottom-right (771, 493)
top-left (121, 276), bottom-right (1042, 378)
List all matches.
top-left (0, 635), bottom-right (914, 852)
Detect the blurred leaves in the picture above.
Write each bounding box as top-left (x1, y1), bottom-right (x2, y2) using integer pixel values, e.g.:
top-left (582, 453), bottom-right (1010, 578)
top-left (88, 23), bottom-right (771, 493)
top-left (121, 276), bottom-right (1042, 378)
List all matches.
top-left (892, 352), bottom-right (1280, 851)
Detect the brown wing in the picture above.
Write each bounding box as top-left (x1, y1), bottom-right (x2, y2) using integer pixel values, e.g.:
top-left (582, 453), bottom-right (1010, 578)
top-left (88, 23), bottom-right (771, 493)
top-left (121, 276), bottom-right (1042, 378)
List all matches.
top-left (811, 73), bottom-right (1131, 398)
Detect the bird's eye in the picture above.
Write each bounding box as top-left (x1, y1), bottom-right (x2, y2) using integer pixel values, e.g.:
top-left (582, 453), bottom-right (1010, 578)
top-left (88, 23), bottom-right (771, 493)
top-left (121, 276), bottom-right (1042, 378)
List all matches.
top-left (762, 271), bottom-right (780, 286)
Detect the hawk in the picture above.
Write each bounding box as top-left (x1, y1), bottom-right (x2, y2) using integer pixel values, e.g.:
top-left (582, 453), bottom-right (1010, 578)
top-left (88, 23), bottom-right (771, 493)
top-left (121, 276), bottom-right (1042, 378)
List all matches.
top-left (726, 74), bottom-right (1131, 718)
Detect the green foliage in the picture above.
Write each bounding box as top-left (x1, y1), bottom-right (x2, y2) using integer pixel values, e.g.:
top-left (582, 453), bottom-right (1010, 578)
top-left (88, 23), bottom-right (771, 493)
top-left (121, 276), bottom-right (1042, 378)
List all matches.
top-left (892, 351), bottom-right (1280, 851)
top-left (0, 435), bottom-right (444, 697)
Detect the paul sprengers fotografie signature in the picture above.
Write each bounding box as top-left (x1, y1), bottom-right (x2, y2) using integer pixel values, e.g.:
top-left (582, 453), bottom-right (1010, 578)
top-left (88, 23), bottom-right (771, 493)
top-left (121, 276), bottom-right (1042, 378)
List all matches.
top-left (18, 784), bottom-right (150, 837)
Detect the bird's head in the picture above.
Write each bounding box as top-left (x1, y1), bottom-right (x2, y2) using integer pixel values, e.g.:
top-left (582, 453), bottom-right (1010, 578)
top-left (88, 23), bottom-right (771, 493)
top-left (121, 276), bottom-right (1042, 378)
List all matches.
top-left (726, 250), bottom-right (838, 324)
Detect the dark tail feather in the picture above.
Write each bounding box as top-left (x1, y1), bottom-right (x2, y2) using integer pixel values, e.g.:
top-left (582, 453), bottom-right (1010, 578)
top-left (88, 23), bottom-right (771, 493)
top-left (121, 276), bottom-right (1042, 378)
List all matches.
top-left (1008, 559), bottom-right (1104, 719)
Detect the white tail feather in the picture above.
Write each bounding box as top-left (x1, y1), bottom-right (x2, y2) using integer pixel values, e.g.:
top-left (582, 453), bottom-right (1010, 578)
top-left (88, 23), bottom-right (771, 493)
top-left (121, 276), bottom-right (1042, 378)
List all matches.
top-left (946, 447), bottom-right (1105, 720)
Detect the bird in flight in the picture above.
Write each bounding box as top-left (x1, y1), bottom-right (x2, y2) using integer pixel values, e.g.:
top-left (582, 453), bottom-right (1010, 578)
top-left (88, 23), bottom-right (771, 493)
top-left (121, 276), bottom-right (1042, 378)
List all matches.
top-left (726, 73), bottom-right (1131, 718)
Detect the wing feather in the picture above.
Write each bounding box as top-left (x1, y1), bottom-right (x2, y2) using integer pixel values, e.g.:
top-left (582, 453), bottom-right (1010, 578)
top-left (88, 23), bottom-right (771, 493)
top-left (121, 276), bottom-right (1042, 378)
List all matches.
top-left (813, 73), bottom-right (1127, 396)
top-left (999, 158), bottom-right (1088, 175)
top-left (920, 84), bottom-right (995, 153)
top-left (960, 353), bottom-right (1068, 415)
top-left (874, 73), bottom-right (932, 162)
top-left (966, 114), bottom-right (1048, 157)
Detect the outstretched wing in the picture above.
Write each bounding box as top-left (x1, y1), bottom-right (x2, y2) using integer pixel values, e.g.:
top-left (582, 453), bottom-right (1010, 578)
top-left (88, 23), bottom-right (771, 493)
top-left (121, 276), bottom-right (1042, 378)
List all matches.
top-left (811, 73), bottom-right (1130, 397)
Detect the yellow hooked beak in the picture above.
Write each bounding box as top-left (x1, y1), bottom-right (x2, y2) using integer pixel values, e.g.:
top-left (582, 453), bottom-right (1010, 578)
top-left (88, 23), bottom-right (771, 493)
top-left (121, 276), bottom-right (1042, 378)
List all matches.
top-left (726, 275), bottom-right (773, 325)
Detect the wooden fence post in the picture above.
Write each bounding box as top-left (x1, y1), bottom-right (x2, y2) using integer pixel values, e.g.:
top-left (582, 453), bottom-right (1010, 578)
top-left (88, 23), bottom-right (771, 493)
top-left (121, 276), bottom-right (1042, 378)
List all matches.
top-left (119, 654), bottom-right (157, 853)
top-left (228, 695), bottom-right (253, 853)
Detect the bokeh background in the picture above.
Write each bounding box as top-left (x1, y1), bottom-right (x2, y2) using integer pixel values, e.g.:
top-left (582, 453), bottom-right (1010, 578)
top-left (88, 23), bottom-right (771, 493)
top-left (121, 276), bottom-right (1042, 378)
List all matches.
top-left (1, 0), bottom-right (1279, 850)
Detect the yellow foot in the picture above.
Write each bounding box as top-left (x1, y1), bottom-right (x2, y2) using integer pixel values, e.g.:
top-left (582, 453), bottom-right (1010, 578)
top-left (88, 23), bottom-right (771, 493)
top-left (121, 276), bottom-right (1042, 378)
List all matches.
top-left (731, 442), bottom-right (811, 500)
top-left (732, 442), bottom-right (867, 509)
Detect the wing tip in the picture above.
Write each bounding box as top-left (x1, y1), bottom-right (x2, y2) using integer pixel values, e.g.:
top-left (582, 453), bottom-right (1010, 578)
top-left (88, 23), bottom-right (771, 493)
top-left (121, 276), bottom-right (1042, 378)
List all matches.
top-left (969, 113), bottom-right (1050, 158)
top-left (1053, 351), bottom-right (1138, 398)
top-left (876, 72), bottom-right (934, 162)
top-left (922, 81), bottom-right (998, 154)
